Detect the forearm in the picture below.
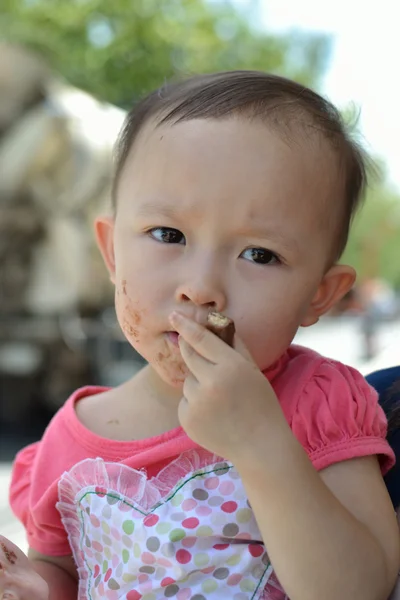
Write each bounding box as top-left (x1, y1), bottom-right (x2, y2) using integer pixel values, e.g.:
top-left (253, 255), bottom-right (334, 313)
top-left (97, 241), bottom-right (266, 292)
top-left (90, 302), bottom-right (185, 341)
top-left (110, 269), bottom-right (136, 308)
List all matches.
top-left (235, 424), bottom-right (392, 600)
top-left (32, 560), bottom-right (78, 600)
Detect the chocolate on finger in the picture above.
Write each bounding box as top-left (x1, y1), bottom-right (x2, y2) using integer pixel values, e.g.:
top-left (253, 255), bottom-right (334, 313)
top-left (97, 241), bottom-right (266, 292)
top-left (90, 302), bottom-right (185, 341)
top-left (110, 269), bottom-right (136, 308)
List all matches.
top-left (0, 542), bottom-right (17, 565)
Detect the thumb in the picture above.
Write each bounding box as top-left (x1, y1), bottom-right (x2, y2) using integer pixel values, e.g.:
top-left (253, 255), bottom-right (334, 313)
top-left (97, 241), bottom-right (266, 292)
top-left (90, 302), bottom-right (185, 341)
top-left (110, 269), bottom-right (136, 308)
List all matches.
top-left (0, 535), bottom-right (27, 565)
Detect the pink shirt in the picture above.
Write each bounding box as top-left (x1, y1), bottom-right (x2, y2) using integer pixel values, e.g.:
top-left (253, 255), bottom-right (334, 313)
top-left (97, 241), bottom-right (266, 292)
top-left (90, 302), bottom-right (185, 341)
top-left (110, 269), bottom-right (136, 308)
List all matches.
top-left (9, 345), bottom-right (394, 557)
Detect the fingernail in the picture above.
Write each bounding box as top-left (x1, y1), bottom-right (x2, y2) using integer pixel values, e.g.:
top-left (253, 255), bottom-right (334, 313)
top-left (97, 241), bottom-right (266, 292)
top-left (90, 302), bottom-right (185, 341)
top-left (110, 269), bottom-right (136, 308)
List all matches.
top-left (170, 312), bottom-right (182, 323)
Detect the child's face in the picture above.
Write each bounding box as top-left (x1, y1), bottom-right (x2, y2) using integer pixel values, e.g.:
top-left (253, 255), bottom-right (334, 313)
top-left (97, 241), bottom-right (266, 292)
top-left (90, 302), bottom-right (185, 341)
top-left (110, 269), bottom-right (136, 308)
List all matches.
top-left (97, 118), bottom-right (354, 387)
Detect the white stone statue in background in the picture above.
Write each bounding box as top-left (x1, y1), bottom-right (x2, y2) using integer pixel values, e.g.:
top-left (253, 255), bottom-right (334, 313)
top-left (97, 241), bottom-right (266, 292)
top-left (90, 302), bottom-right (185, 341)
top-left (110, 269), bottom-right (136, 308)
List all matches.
top-left (0, 43), bottom-right (126, 315)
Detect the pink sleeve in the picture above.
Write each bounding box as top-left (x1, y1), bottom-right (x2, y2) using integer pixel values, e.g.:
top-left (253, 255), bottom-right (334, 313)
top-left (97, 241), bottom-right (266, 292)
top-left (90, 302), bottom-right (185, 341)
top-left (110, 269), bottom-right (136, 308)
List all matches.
top-left (9, 406), bottom-right (81, 556)
top-left (289, 360), bottom-right (395, 474)
top-left (8, 385), bottom-right (192, 556)
top-left (9, 442), bottom-right (41, 539)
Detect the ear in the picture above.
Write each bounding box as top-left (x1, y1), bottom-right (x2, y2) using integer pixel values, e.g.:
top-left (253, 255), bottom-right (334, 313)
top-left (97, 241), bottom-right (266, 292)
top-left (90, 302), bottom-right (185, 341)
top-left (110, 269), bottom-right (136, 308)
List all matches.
top-left (301, 264), bottom-right (356, 328)
top-left (94, 215), bottom-right (116, 284)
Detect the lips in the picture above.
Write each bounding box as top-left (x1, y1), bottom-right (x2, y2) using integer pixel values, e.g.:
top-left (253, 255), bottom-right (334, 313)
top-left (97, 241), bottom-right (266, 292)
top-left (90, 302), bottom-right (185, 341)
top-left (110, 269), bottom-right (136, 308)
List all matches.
top-left (166, 331), bottom-right (180, 346)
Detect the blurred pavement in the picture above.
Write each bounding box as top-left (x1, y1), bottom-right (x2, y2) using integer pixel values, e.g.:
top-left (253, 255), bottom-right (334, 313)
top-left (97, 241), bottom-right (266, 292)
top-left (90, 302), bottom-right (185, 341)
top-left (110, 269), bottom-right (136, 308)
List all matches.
top-left (295, 315), bottom-right (400, 372)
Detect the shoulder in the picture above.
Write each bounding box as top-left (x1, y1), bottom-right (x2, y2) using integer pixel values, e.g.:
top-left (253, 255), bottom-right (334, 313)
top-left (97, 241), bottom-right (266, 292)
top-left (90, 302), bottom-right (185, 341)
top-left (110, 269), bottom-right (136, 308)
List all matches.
top-left (9, 386), bottom-right (106, 555)
top-left (275, 344), bottom-right (378, 411)
top-left (73, 382), bottom-right (151, 440)
top-left (10, 386), bottom-right (107, 509)
top-left (276, 345), bottom-right (394, 473)
top-left (37, 385), bottom-right (109, 456)
top-left (74, 386), bottom-right (117, 436)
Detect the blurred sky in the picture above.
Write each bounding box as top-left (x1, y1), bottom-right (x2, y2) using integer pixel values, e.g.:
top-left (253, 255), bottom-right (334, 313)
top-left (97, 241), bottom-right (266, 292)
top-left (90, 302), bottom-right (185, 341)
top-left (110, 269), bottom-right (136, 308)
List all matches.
top-left (232, 0), bottom-right (400, 190)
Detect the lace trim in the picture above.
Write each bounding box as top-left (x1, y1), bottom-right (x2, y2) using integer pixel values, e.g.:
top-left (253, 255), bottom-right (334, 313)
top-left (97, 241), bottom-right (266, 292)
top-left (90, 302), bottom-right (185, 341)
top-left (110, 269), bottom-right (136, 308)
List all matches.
top-left (56, 450), bottom-right (286, 599)
top-left (57, 447), bottom-right (224, 510)
top-left (56, 449), bottom-right (226, 599)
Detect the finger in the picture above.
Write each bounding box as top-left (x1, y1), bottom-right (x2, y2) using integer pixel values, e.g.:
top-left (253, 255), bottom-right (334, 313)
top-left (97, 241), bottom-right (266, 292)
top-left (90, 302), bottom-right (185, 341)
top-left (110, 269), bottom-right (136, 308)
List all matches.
top-left (0, 536), bottom-right (28, 563)
top-left (179, 374), bottom-right (200, 428)
top-left (0, 538), bottom-right (19, 567)
top-left (179, 338), bottom-right (215, 380)
top-left (183, 369), bottom-right (200, 398)
top-left (232, 333), bottom-right (255, 363)
top-left (1, 589), bottom-right (18, 600)
top-left (170, 312), bottom-right (234, 363)
top-left (1, 591), bottom-right (18, 600)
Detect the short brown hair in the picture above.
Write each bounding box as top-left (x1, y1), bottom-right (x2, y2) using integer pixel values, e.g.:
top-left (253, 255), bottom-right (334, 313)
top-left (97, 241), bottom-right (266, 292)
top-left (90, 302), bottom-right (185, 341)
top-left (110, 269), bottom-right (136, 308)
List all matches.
top-left (112, 70), bottom-right (367, 259)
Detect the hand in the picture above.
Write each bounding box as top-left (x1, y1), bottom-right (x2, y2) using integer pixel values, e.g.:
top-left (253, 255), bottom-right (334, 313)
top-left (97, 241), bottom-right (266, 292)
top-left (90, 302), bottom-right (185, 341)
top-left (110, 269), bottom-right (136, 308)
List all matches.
top-left (169, 312), bottom-right (285, 461)
top-left (0, 536), bottom-right (49, 600)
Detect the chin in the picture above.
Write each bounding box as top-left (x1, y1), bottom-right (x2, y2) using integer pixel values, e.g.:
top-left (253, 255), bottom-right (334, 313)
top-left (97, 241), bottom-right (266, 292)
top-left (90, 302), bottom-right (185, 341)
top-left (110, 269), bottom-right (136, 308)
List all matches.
top-left (128, 336), bottom-right (188, 388)
top-left (169, 376), bottom-right (186, 389)
top-left (149, 354), bottom-right (188, 389)
top-left (162, 365), bottom-right (188, 388)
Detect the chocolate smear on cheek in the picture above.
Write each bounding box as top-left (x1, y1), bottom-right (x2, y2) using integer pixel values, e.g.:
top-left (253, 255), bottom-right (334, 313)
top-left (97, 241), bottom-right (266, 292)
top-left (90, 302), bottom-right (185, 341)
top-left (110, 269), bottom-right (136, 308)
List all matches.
top-left (128, 307), bottom-right (142, 326)
top-left (157, 351), bottom-right (169, 362)
top-left (156, 347), bottom-right (187, 383)
top-left (119, 292), bottom-right (147, 343)
top-left (122, 319), bottom-right (139, 341)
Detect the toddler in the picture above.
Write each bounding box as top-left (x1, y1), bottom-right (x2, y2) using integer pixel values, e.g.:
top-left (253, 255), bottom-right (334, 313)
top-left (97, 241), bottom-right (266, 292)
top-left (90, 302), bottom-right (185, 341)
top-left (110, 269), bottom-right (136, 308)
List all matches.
top-left (1, 70), bottom-right (398, 600)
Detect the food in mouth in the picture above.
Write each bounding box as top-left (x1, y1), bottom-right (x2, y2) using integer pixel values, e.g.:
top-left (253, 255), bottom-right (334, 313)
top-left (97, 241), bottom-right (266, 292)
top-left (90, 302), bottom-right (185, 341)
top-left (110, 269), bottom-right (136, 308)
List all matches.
top-left (206, 311), bottom-right (235, 347)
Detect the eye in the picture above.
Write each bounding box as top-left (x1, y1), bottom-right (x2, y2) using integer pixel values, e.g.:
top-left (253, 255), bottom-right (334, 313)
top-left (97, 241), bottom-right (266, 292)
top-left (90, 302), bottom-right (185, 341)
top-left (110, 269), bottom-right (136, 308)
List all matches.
top-left (240, 247), bottom-right (280, 265)
top-left (148, 227), bottom-right (185, 244)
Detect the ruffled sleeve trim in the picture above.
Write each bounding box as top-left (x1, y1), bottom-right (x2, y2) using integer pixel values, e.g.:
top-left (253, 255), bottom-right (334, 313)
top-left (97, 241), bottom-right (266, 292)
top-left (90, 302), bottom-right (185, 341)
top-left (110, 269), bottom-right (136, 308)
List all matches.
top-left (309, 436), bottom-right (395, 472)
top-left (289, 357), bottom-right (395, 474)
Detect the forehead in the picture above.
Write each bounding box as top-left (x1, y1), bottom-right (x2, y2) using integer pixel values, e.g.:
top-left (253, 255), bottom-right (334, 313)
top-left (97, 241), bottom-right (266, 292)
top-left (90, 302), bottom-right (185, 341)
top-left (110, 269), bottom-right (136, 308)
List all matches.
top-left (117, 117), bottom-right (338, 228)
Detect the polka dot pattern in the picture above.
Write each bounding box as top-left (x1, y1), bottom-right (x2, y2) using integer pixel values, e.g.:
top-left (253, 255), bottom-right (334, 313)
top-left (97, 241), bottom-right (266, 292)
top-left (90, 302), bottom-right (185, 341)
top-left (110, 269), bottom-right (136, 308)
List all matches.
top-left (66, 454), bottom-right (279, 599)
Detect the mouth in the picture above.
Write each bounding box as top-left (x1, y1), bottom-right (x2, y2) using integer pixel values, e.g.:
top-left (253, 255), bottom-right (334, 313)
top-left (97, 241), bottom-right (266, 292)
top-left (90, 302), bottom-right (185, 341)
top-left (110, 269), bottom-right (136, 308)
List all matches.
top-left (166, 331), bottom-right (180, 346)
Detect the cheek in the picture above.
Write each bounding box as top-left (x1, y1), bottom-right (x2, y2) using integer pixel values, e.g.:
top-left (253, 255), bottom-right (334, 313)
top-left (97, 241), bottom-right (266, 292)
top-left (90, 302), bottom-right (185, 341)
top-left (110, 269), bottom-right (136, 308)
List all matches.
top-left (154, 346), bottom-right (189, 387)
top-left (234, 284), bottom-right (309, 368)
top-left (114, 278), bottom-right (187, 388)
top-left (115, 280), bottom-right (147, 345)
top-left (240, 312), bottom-right (294, 369)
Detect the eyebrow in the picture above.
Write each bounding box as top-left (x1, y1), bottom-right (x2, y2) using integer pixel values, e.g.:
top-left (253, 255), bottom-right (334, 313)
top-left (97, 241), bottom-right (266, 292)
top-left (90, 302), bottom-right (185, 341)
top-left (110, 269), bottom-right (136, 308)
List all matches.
top-left (135, 203), bottom-right (182, 220)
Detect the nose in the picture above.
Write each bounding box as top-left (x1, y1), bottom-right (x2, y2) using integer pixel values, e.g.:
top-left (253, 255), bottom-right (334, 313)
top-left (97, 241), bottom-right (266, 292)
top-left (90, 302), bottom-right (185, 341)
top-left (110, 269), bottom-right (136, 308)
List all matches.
top-left (175, 267), bottom-right (227, 312)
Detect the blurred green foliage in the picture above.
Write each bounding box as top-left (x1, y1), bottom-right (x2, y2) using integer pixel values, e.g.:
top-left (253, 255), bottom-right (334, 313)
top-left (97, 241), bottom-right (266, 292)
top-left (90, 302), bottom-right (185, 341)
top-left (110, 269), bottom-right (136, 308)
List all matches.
top-left (342, 180), bottom-right (400, 288)
top-left (0, 0), bottom-right (330, 107)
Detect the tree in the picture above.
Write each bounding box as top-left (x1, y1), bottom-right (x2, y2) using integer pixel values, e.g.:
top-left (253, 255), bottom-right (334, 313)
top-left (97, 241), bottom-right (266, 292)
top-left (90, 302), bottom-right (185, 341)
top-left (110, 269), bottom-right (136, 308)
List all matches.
top-left (0, 0), bottom-right (330, 107)
top-left (3, 0), bottom-right (399, 287)
top-left (342, 181), bottom-right (400, 288)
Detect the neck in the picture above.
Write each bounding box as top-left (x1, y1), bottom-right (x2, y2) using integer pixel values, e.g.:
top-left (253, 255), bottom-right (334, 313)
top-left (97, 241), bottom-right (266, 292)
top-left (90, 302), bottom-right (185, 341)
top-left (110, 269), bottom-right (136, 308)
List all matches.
top-left (123, 363), bottom-right (183, 411)
top-left (144, 364), bottom-right (184, 407)
top-left (113, 365), bottom-right (183, 436)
